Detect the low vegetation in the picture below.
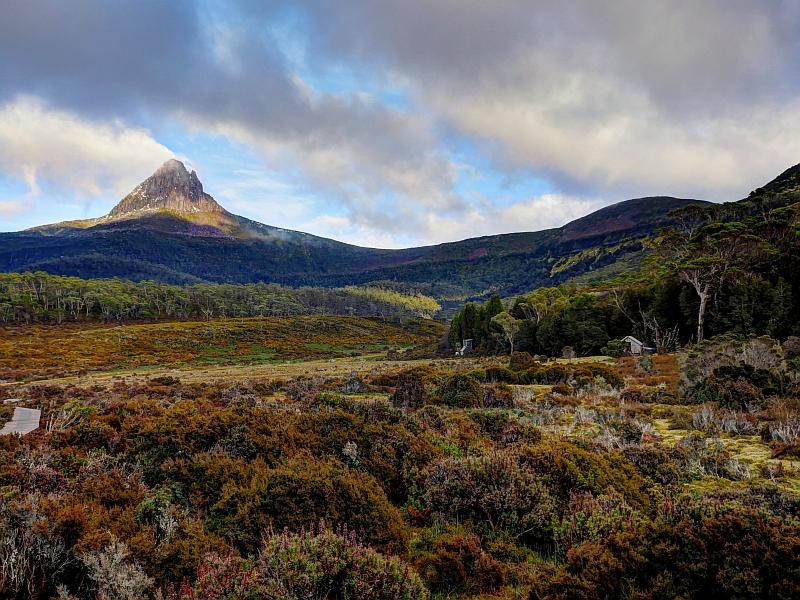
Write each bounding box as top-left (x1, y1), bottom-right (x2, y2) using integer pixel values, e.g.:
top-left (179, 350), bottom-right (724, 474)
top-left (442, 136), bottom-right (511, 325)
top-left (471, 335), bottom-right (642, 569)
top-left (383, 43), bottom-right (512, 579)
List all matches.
top-left (3, 327), bottom-right (800, 599)
top-left (0, 315), bottom-right (443, 382)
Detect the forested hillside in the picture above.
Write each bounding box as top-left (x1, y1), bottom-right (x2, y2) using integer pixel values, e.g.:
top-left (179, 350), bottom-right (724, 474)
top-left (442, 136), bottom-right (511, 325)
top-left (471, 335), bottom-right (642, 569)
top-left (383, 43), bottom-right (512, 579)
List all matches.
top-left (450, 183), bottom-right (800, 355)
top-left (0, 273), bottom-right (441, 323)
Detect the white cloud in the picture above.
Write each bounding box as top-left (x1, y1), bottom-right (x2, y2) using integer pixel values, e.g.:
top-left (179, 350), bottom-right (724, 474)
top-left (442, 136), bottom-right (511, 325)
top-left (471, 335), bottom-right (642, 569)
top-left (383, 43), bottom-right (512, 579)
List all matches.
top-left (296, 192), bottom-right (604, 248)
top-left (430, 71), bottom-right (800, 200)
top-left (0, 200), bottom-right (26, 219)
top-left (0, 96), bottom-right (173, 215)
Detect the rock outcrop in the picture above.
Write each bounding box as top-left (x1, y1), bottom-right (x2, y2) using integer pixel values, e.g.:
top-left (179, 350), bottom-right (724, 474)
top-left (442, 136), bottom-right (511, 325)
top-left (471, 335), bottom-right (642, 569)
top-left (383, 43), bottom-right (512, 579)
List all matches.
top-left (109, 159), bottom-right (225, 217)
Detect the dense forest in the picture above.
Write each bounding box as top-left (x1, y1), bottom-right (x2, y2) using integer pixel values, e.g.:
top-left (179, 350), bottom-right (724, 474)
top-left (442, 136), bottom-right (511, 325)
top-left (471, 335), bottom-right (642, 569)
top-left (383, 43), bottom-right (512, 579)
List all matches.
top-left (0, 273), bottom-right (441, 323)
top-left (449, 188), bottom-right (800, 356)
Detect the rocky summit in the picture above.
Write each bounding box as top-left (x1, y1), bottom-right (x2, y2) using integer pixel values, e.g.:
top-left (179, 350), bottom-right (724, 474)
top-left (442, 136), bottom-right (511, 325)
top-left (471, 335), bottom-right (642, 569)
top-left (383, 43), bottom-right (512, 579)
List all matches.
top-left (108, 159), bottom-right (225, 217)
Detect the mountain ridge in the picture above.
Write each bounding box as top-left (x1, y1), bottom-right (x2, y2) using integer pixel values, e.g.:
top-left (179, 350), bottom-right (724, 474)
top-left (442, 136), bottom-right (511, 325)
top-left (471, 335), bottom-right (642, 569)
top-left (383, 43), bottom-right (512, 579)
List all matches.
top-left (7, 158), bottom-right (778, 306)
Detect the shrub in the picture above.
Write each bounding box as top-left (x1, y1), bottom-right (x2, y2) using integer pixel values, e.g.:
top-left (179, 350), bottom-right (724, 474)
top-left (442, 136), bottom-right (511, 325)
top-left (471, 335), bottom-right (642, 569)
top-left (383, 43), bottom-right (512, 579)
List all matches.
top-left (720, 378), bottom-right (766, 410)
top-left (468, 411), bottom-right (510, 441)
top-left (783, 336), bottom-right (800, 359)
top-left (210, 457), bottom-right (405, 553)
top-left (622, 445), bottom-right (682, 485)
top-left (674, 432), bottom-right (749, 480)
top-left (410, 528), bottom-right (504, 595)
top-left (81, 536), bottom-right (154, 600)
top-left (620, 388), bottom-right (642, 403)
top-left (466, 369), bottom-right (487, 381)
top-left (371, 373), bottom-right (398, 388)
top-left (516, 441), bottom-right (651, 512)
top-left (391, 370), bottom-right (427, 409)
top-left (508, 352), bottom-right (538, 372)
top-left (553, 492), bottom-right (639, 556)
top-left (53, 419), bottom-right (116, 450)
top-left (422, 453), bottom-right (556, 542)
top-left (634, 354), bottom-right (653, 374)
top-left (530, 508), bottom-right (800, 600)
top-left (585, 364), bottom-right (625, 389)
top-left (528, 365), bottom-right (568, 385)
top-left (691, 363), bottom-right (787, 405)
top-left (601, 339), bottom-right (627, 358)
top-left (486, 367), bottom-right (519, 384)
top-left (551, 383), bottom-right (574, 396)
top-left (259, 523), bottom-right (428, 600)
top-left (174, 523), bottom-right (428, 600)
top-left (341, 377), bottom-right (370, 394)
top-left (436, 374), bottom-right (482, 409)
top-left (482, 383), bottom-right (515, 408)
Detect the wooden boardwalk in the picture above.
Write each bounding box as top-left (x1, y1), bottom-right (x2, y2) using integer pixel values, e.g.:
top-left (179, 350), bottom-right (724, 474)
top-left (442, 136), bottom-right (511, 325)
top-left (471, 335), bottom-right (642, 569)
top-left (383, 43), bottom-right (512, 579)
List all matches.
top-left (0, 407), bottom-right (41, 435)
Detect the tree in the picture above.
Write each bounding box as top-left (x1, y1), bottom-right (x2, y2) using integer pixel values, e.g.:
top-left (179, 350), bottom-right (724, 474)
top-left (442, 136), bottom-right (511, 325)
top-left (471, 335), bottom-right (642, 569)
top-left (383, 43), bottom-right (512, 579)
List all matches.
top-left (485, 294), bottom-right (504, 321)
top-left (660, 222), bottom-right (761, 343)
top-left (448, 313), bottom-right (463, 349)
top-left (491, 312), bottom-right (519, 355)
top-left (515, 287), bottom-right (569, 324)
top-left (461, 304), bottom-right (480, 344)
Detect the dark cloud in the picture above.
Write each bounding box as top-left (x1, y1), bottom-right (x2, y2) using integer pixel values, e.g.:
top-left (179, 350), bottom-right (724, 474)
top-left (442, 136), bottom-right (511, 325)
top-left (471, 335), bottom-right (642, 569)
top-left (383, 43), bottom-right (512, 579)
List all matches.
top-left (0, 0), bottom-right (203, 114)
top-left (0, 0), bottom-right (463, 228)
top-left (2, 0), bottom-right (800, 242)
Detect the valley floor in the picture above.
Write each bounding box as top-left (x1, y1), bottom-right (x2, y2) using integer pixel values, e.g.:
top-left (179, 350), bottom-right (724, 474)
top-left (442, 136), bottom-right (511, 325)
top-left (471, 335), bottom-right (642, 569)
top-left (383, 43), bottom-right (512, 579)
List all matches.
top-left (2, 319), bottom-right (800, 599)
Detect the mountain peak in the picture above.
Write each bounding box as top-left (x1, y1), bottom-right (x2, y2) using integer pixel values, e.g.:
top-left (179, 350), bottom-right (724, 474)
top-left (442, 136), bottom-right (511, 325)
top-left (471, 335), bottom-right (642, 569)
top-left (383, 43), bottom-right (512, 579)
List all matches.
top-left (109, 159), bottom-right (226, 217)
top-left (155, 158), bottom-right (190, 176)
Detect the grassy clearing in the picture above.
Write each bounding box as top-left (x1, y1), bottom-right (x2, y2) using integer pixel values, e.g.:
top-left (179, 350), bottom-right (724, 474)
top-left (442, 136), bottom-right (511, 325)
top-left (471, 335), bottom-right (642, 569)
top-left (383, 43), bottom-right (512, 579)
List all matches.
top-left (0, 316), bottom-right (444, 382)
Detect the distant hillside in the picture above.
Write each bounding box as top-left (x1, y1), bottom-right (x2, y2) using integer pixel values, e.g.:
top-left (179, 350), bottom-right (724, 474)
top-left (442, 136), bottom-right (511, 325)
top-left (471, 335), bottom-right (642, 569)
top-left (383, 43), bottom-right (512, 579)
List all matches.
top-left (0, 159), bottom-right (718, 308)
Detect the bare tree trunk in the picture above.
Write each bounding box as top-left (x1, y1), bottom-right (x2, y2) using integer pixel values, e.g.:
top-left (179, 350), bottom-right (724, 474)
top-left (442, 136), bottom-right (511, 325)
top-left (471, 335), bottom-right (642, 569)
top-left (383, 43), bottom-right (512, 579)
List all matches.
top-left (697, 288), bottom-right (709, 343)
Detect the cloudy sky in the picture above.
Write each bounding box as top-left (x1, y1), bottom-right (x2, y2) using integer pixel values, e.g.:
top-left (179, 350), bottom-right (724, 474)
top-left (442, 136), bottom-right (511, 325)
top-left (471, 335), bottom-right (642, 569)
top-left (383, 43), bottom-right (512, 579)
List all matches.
top-left (1, 1), bottom-right (800, 247)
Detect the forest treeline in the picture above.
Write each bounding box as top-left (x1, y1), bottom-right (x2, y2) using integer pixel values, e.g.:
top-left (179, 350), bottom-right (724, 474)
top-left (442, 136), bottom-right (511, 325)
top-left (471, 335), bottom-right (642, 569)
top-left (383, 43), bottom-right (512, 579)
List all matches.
top-left (0, 272), bottom-right (441, 324)
top-left (450, 189), bottom-right (800, 356)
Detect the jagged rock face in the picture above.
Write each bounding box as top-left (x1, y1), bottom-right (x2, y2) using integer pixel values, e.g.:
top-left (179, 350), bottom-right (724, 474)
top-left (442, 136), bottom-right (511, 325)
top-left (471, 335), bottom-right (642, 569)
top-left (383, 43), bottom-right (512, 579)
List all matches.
top-left (109, 159), bottom-right (225, 217)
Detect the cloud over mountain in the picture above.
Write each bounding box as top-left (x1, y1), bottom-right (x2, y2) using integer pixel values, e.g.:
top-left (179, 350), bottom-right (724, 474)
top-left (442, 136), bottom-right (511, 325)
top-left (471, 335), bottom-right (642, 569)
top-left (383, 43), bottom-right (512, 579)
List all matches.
top-left (1, 1), bottom-right (800, 244)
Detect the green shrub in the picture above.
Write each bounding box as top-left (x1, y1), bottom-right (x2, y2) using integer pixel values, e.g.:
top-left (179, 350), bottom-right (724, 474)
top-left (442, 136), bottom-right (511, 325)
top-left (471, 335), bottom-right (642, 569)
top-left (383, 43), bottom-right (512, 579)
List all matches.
top-left (484, 367), bottom-right (519, 384)
top-left (466, 369), bottom-right (487, 381)
top-left (601, 339), bottom-right (628, 358)
top-left (528, 365), bottom-right (568, 384)
top-left (436, 374), bottom-right (482, 408)
top-left (517, 441), bottom-right (651, 512)
top-left (508, 352), bottom-right (538, 372)
top-left (210, 457), bottom-right (406, 553)
top-left (585, 364), bottom-right (625, 389)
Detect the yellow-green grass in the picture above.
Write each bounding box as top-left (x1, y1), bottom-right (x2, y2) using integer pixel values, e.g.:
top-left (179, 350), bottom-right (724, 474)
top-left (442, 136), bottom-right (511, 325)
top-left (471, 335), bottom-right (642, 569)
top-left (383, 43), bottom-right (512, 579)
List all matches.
top-left (0, 316), bottom-right (443, 382)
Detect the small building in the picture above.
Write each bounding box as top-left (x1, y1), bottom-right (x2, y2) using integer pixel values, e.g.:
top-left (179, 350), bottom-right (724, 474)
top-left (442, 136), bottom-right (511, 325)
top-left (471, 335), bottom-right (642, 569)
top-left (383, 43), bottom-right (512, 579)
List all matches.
top-left (622, 335), bottom-right (644, 355)
top-left (456, 339), bottom-right (473, 356)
